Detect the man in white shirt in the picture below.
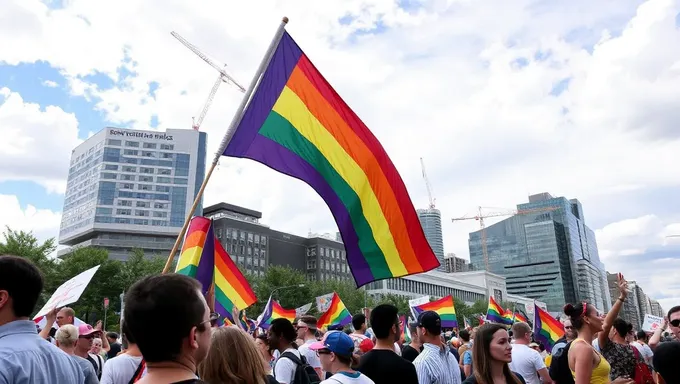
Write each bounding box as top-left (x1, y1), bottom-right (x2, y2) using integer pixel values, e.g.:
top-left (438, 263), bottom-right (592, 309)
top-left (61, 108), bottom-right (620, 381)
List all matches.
top-left (509, 322), bottom-right (553, 384)
top-left (310, 331), bottom-right (375, 384)
top-left (100, 324), bottom-right (146, 384)
top-left (271, 318), bottom-right (304, 384)
top-left (631, 330), bottom-right (654, 366)
top-left (296, 315), bottom-right (323, 378)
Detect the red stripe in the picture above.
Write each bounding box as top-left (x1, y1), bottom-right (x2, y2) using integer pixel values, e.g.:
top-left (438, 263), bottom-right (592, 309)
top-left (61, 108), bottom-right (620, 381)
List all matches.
top-left (417, 295), bottom-right (453, 311)
top-left (296, 55), bottom-right (438, 273)
top-left (318, 293), bottom-right (341, 327)
top-left (213, 238), bottom-right (257, 304)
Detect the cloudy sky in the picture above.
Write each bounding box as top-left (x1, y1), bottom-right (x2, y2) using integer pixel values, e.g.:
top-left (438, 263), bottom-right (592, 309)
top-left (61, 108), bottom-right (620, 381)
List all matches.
top-left (1, 0), bottom-right (679, 310)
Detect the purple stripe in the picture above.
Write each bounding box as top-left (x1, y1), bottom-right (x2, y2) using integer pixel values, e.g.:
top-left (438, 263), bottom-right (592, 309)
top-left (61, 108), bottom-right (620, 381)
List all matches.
top-left (195, 222), bottom-right (215, 293)
top-left (238, 134), bottom-right (374, 285)
top-left (215, 299), bottom-right (233, 325)
top-left (224, 32), bottom-right (302, 157)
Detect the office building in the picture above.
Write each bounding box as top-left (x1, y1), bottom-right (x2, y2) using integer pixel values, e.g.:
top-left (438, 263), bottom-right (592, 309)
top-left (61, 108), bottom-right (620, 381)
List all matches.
top-left (417, 208), bottom-right (445, 271)
top-left (650, 300), bottom-right (664, 317)
top-left (206, 203), bottom-right (351, 281)
top-left (58, 127), bottom-right (207, 260)
top-left (444, 253), bottom-right (469, 273)
top-left (467, 192), bottom-right (610, 312)
top-left (608, 273), bottom-right (643, 328)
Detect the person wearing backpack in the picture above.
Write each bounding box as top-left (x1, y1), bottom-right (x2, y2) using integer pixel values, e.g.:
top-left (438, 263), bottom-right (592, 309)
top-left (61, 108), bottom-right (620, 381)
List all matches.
top-left (270, 318), bottom-right (321, 384)
top-left (310, 331), bottom-right (374, 384)
top-left (549, 318), bottom-right (577, 384)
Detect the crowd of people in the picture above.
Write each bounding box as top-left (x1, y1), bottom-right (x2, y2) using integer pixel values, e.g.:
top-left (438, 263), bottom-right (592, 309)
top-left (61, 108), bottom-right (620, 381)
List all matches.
top-left (1, 255), bottom-right (679, 384)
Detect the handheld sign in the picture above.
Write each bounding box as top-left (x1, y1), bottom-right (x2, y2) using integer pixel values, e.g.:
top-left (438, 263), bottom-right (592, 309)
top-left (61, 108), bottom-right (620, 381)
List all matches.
top-left (641, 314), bottom-right (664, 332)
top-left (33, 265), bottom-right (101, 319)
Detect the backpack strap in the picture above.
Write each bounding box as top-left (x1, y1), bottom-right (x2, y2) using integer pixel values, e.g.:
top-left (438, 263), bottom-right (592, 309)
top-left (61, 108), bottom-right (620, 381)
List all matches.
top-left (281, 351), bottom-right (303, 366)
top-left (128, 359), bottom-right (146, 384)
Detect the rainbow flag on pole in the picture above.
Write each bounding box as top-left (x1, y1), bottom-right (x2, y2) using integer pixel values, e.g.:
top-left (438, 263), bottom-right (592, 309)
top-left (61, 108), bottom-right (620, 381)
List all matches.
top-left (502, 309), bottom-right (514, 325)
top-left (513, 310), bottom-right (529, 324)
top-left (317, 292), bottom-right (352, 330)
top-left (175, 217), bottom-right (214, 293)
top-left (533, 304), bottom-right (564, 348)
top-left (222, 30), bottom-right (440, 287)
top-left (411, 295), bottom-right (458, 328)
top-left (486, 297), bottom-right (511, 325)
top-left (258, 296), bottom-right (297, 329)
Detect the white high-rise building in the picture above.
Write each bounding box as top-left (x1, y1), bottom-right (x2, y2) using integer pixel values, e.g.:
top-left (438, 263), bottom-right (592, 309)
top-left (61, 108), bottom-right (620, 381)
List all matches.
top-left (58, 127), bottom-right (207, 260)
top-left (417, 208), bottom-right (445, 271)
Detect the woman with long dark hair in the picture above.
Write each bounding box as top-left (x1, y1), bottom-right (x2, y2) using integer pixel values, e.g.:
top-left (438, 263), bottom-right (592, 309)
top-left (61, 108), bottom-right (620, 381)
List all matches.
top-left (462, 323), bottom-right (525, 384)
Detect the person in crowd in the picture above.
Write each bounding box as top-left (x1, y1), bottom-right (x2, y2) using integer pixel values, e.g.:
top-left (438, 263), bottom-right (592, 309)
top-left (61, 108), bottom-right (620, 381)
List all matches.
top-left (462, 323), bottom-right (525, 384)
top-left (124, 274), bottom-right (212, 384)
top-left (0, 255), bottom-right (85, 383)
top-left (597, 276), bottom-right (645, 382)
top-left (256, 333), bottom-right (276, 373)
top-left (106, 332), bottom-right (122, 359)
top-left (458, 329), bottom-right (473, 378)
top-left (356, 304), bottom-right (418, 384)
top-left (55, 324), bottom-right (100, 384)
top-left (199, 326), bottom-right (278, 384)
top-left (296, 315), bottom-right (323, 378)
top-left (551, 319), bottom-right (577, 358)
top-left (563, 302), bottom-right (633, 384)
top-left (349, 314), bottom-right (371, 357)
top-left (547, 318), bottom-right (577, 384)
top-left (269, 318), bottom-right (305, 384)
top-left (100, 322), bottom-right (146, 384)
top-left (402, 321), bottom-right (422, 362)
top-left (413, 311), bottom-right (461, 384)
top-left (75, 323), bottom-right (106, 379)
top-left (652, 338), bottom-right (679, 383)
top-left (509, 322), bottom-right (552, 384)
top-left (630, 330), bottom-right (653, 367)
top-left (310, 331), bottom-right (374, 384)
top-left (92, 337), bottom-right (107, 359)
top-left (649, 305), bottom-right (680, 350)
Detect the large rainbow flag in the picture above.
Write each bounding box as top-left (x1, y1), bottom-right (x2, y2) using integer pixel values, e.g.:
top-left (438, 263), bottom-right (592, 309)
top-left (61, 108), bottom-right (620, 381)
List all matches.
top-left (411, 295), bottom-right (458, 328)
top-left (317, 292), bottom-right (352, 330)
top-left (222, 30), bottom-right (440, 286)
top-left (258, 296), bottom-right (297, 330)
top-left (486, 297), bottom-right (511, 325)
top-left (175, 217), bottom-right (257, 323)
top-left (533, 304), bottom-right (564, 348)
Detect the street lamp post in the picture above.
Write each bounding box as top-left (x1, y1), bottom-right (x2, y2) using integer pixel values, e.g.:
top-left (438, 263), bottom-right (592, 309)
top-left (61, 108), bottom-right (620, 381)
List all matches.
top-left (270, 284), bottom-right (305, 300)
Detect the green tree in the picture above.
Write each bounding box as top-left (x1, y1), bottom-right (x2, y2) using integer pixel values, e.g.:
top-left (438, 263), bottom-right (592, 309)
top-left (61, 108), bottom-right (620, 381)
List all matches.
top-left (375, 293), bottom-right (410, 316)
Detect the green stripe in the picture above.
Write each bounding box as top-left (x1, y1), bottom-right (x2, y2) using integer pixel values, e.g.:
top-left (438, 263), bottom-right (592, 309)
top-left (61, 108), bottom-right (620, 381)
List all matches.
top-left (176, 264), bottom-right (197, 278)
top-left (215, 285), bottom-right (236, 312)
top-left (259, 111), bottom-right (390, 278)
top-left (440, 314), bottom-right (457, 321)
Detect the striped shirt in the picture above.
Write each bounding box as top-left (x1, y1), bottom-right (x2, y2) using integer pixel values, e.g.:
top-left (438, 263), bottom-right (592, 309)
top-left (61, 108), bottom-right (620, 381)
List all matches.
top-left (413, 343), bottom-right (461, 384)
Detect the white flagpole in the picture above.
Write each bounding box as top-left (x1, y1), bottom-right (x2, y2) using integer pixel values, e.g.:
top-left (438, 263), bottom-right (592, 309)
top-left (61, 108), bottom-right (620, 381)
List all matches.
top-left (162, 17), bottom-right (290, 273)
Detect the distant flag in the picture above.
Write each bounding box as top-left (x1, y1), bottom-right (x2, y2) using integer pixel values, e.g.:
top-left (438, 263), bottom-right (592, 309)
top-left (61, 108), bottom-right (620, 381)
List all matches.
top-left (411, 295), bottom-right (458, 328)
top-left (221, 30), bottom-right (441, 287)
top-left (533, 304), bottom-right (565, 348)
top-left (513, 310), bottom-right (529, 324)
top-left (317, 292), bottom-right (352, 330)
top-left (464, 317), bottom-right (471, 330)
top-left (295, 303), bottom-right (313, 317)
top-left (502, 308), bottom-right (514, 325)
top-left (478, 314), bottom-right (486, 325)
top-left (486, 297), bottom-right (511, 325)
top-left (258, 296), bottom-right (296, 329)
top-left (399, 315), bottom-right (411, 343)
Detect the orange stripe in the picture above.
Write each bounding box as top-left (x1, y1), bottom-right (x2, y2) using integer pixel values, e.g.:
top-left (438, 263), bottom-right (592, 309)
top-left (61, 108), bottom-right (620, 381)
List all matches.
top-left (214, 240), bottom-right (256, 303)
top-left (286, 66), bottom-right (420, 272)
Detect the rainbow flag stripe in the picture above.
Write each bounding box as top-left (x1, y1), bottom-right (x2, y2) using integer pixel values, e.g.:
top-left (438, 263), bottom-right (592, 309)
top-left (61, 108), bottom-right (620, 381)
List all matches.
top-left (486, 297), bottom-right (509, 325)
top-left (513, 311), bottom-right (529, 324)
top-left (259, 296), bottom-right (297, 330)
top-left (317, 293), bottom-right (352, 329)
top-left (175, 217), bottom-right (214, 293)
top-left (502, 309), bottom-right (514, 324)
top-left (412, 295), bottom-right (458, 328)
top-left (534, 304), bottom-right (564, 348)
top-left (222, 31), bottom-right (440, 286)
top-left (213, 236), bottom-right (257, 322)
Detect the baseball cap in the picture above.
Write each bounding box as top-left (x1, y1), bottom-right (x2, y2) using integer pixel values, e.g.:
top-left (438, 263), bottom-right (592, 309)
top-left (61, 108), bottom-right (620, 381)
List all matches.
top-left (327, 324), bottom-right (345, 331)
top-left (310, 331), bottom-right (355, 357)
top-left (417, 311), bottom-right (441, 335)
top-left (78, 324), bottom-right (100, 337)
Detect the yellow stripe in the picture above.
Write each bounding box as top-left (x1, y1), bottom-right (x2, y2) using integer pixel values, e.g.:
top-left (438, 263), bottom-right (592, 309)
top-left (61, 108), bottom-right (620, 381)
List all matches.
top-left (215, 271), bottom-right (248, 309)
top-left (272, 87), bottom-right (406, 275)
top-left (175, 246), bottom-right (203, 272)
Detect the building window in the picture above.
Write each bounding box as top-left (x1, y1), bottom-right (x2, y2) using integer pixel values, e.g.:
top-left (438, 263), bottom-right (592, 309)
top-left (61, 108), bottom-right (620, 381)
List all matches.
top-left (140, 167), bottom-right (154, 174)
top-left (143, 142), bottom-right (157, 149)
top-left (157, 176), bottom-right (171, 183)
top-left (101, 173), bottom-right (117, 179)
top-left (122, 166), bottom-right (136, 173)
top-left (142, 151), bottom-right (155, 157)
top-left (160, 144), bottom-right (174, 150)
top-left (116, 209), bottom-right (132, 215)
top-left (154, 202), bottom-right (168, 209)
top-left (121, 174), bottom-right (134, 181)
top-left (107, 139), bottom-right (122, 146)
top-left (158, 168), bottom-right (171, 175)
top-left (139, 176), bottom-right (153, 182)
top-left (138, 184), bottom-right (152, 191)
top-left (156, 185), bottom-right (170, 193)
top-left (104, 164), bottom-right (118, 171)
top-left (125, 141), bottom-right (140, 147)
top-left (173, 178), bottom-right (188, 185)
top-left (121, 183), bottom-right (134, 189)
top-left (136, 201), bottom-right (150, 208)
top-left (124, 149), bottom-right (138, 156)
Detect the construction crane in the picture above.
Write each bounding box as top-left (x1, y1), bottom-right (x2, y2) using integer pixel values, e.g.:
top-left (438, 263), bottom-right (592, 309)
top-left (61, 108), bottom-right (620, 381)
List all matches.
top-left (171, 31), bottom-right (246, 131)
top-left (420, 157), bottom-right (436, 209)
top-left (452, 206), bottom-right (559, 271)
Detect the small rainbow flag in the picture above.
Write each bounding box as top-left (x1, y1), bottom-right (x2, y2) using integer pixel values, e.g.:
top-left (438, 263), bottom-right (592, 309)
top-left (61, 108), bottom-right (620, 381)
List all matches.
top-left (399, 315), bottom-right (411, 343)
top-left (317, 292), bottom-right (352, 330)
top-left (486, 297), bottom-right (510, 325)
top-left (411, 295), bottom-right (458, 328)
top-left (213, 234), bottom-right (257, 324)
top-left (513, 311), bottom-right (529, 324)
top-left (502, 309), bottom-right (514, 325)
top-left (222, 30), bottom-right (440, 287)
top-left (533, 304), bottom-right (564, 348)
top-left (175, 217), bottom-right (215, 293)
top-left (258, 296), bottom-right (297, 330)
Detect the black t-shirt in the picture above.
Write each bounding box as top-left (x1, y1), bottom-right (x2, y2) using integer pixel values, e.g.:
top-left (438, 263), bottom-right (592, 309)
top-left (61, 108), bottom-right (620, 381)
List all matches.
top-left (402, 345), bottom-right (420, 362)
top-left (356, 349), bottom-right (418, 384)
top-left (107, 342), bottom-right (122, 359)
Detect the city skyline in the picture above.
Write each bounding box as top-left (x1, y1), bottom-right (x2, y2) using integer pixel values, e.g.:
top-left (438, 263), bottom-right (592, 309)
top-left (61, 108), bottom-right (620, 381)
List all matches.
top-left (1, 0), bottom-right (679, 310)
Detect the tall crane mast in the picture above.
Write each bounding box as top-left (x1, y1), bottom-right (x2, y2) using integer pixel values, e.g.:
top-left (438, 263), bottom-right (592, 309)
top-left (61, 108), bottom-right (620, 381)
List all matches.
top-left (420, 157), bottom-right (436, 209)
top-left (452, 206), bottom-right (559, 271)
top-left (171, 31), bottom-right (246, 131)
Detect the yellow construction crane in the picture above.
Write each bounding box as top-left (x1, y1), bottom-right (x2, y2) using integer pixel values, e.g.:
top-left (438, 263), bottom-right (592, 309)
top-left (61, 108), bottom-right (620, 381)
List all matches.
top-left (420, 157), bottom-right (436, 209)
top-left (452, 206), bottom-right (558, 271)
top-left (171, 31), bottom-right (246, 131)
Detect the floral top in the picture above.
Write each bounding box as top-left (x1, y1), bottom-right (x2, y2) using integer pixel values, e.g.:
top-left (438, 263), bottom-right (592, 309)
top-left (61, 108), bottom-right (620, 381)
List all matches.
top-left (600, 341), bottom-right (637, 380)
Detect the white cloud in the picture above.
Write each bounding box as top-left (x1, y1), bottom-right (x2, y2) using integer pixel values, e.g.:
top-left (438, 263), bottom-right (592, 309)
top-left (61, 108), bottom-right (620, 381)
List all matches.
top-left (0, 194), bottom-right (61, 242)
top-left (42, 79), bottom-right (58, 88)
top-left (1, 0), bottom-right (680, 301)
top-left (0, 87), bottom-right (81, 193)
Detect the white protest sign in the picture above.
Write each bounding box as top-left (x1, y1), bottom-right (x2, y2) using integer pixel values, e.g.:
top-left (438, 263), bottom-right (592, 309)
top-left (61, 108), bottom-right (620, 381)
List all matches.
top-left (641, 314), bottom-right (664, 332)
top-left (316, 293), bottom-right (335, 313)
top-left (33, 265), bottom-right (101, 319)
top-left (295, 303), bottom-right (312, 317)
top-left (408, 295), bottom-right (430, 320)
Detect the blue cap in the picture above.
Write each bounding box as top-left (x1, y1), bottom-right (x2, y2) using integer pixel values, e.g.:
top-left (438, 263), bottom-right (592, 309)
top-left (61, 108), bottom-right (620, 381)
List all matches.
top-left (309, 331), bottom-right (355, 357)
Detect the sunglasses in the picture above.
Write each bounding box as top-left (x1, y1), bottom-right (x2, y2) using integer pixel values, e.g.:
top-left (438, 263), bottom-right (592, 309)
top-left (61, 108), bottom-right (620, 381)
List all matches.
top-left (670, 319), bottom-right (680, 327)
top-left (317, 349), bottom-right (331, 356)
top-left (564, 326), bottom-right (573, 330)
